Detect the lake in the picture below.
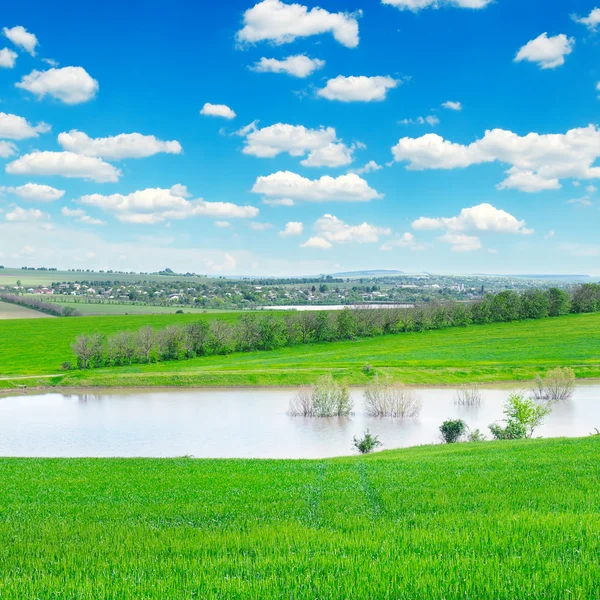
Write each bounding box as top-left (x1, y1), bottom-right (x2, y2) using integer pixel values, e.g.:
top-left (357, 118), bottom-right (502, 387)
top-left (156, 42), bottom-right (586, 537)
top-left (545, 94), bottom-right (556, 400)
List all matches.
top-left (0, 385), bottom-right (598, 458)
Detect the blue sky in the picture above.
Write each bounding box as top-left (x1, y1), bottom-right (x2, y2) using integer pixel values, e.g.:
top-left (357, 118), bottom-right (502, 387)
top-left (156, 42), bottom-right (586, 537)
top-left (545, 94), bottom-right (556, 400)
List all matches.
top-left (0, 0), bottom-right (599, 275)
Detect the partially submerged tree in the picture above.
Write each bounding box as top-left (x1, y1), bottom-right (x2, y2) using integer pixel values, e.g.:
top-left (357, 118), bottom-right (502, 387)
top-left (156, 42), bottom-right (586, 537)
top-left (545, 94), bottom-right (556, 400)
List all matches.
top-left (531, 367), bottom-right (576, 402)
top-left (489, 392), bottom-right (552, 440)
top-left (364, 376), bottom-right (422, 418)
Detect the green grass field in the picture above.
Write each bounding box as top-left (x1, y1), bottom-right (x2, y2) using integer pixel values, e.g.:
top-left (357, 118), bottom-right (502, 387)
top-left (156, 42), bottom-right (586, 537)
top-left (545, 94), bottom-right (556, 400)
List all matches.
top-left (0, 312), bottom-right (599, 388)
top-left (0, 437), bottom-right (598, 599)
top-left (0, 300), bottom-right (53, 320)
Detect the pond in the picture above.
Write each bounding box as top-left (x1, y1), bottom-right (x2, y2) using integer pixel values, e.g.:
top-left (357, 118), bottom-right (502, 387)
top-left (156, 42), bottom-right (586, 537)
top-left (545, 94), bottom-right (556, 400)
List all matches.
top-left (0, 385), bottom-right (598, 458)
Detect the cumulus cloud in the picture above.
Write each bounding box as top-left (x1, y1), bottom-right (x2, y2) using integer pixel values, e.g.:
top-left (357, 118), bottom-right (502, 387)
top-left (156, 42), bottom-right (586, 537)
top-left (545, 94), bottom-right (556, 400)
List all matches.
top-left (317, 75), bottom-right (398, 102)
top-left (1, 183), bottom-right (65, 202)
top-left (514, 33), bottom-right (574, 69)
top-left (391, 125), bottom-right (600, 192)
top-left (0, 112), bottom-right (50, 140)
top-left (249, 221), bottom-right (273, 230)
top-left (412, 203), bottom-right (533, 236)
top-left (205, 253), bottom-right (237, 273)
top-left (61, 206), bottom-right (105, 226)
top-left (382, 0), bottom-right (492, 11)
top-left (572, 8), bottom-right (600, 31)
top-left (250, 54), bottom-right (325, 77)
top-left (241, 122), bottom-right (358, 167)
top-left (3, 26), bottom-right (38, 55)
top-left (16, 66), bottom-right (99, 104)
top-left (5, 205), bottom-right (48, 222)
top-left (438, 232), bottom-right (482, 252)
top-left (442, 100), bottom-right (462, 111)
top-left (263, 197), bottom-right (295, 206)
top-left (0, 141), bottom-right (17, 158)
top-left (79, 187), bottom-right (259, 224)
top-left (314, 214), bottom-right (391, 244)
top-left (6, 151), bottom-right (121, 183)
top-left (279, 221), bottom-right (303, 236)
top-left (57, 130), bottom-right (182, 159)
top-left (200, 103), bottom-right (236, 119)
top-left (252, 171), bottom-right (383, 203)
top-left (214, 220), bottom-right (231, 228)
top-left (350, 160), bottom-right (383, 175)
top-left (236, 0), bottom-right (360, 48)
top-left (380, 232), bottom-right (425, 251)
top-left (301, 236), bottom-right (332, 249)
top-left (0, 47), bottom-right (17, 68)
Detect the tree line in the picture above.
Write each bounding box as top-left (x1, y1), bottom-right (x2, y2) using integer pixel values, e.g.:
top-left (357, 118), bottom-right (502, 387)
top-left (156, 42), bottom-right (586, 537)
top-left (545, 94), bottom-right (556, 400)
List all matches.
top-left (0, 294), bottom-right (81, 317)
top-left (69, 284), bottom-right (600, 370)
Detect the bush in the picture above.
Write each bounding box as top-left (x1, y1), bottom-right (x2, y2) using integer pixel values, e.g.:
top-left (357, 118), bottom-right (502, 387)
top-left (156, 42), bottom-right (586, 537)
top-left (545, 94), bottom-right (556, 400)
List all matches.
top-left (489, 392), bottom-right (552, 440)
top-left (531, 367), bottom-right (575, 401)
top-left (288, 376), bottom-right (353, 417)
top-left (440, 419), bottom-right (467, 443)
top-left (60, 361), bottom-right (73, 371)
top-left (454, 384), bottom-right (482, 406)
top-left (467, 428), bottom-right (486, 442)
top-left (353, 430), bottom-right (382, 454)
top-left (364, 376), bottom-right (422, 418)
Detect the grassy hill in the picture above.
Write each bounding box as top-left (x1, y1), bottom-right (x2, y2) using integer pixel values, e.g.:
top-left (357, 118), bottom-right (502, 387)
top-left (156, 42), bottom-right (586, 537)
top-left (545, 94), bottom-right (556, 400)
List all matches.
top-left (0, 437), bottom-right (598, 598)
top-left (1, 312), bottom-right (599, 387)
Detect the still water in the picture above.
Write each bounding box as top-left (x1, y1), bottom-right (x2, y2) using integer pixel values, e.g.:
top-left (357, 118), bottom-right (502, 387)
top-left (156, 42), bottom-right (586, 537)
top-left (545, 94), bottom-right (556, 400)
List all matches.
top-left (0, 385), bottom-right (598, 458)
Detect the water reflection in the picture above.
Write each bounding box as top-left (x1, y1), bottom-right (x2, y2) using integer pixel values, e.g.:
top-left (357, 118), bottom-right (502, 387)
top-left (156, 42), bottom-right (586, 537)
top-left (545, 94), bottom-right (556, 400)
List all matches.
top-left (0, 384), bottom-right (598, 458)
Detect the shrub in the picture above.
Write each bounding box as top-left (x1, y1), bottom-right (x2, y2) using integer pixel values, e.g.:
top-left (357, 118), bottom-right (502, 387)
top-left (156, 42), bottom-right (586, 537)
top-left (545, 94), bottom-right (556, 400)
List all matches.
top-left (440, 419), bottom-right (467, 443)
top-left (60, 361), bottom-right (73, 371)
top-left (454, 384), bottom-right (482, 406)
top-left (531, 367), bottom-right (575, 401)
top-left (489, 392), bottom-right (552, 440)
top-left (353, 430), bottom-right (382, 454)
top-left (364, 376), bottom-right (422, 418)
top-left (467, 428), bottom-right (486, 442)
top-left (362, 363), bottom-right (374, 376)
top-left (288, 376), bottom-right (353, 417)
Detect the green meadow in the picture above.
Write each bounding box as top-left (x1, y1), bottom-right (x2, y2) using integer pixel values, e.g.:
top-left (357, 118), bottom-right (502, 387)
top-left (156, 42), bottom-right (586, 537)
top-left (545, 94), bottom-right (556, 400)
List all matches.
top-left (0, 438), bottom-right (598, 599)
top-left (0, 312), bottom-right (599, 387)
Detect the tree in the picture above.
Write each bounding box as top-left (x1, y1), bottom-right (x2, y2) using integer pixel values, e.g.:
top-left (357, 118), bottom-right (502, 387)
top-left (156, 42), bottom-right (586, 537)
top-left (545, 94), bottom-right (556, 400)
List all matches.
top-left (489, 393), bottom-right (552, 439)
top-left (547, 288), bottom-right (571, 317)
top-left (519, 289), bottom-right (550, 320)
top-left (572, 284), bottom-right (600, 314)
top-left (336, 308), bottom-right (357, 340)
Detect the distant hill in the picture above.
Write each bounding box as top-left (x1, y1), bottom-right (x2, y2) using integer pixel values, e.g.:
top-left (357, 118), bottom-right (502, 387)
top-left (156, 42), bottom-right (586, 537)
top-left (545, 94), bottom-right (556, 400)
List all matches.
top-left (489, 274), bottom-right (591, 281)
top-left (331, 270), bottom-right (406, 278)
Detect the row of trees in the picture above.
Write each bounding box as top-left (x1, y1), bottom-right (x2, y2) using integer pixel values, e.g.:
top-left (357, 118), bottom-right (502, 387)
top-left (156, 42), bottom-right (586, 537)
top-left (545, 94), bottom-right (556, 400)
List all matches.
top-left (0, 294), bottom-right (80, 317)
top-left (70, 284), bottom-right (600, 369)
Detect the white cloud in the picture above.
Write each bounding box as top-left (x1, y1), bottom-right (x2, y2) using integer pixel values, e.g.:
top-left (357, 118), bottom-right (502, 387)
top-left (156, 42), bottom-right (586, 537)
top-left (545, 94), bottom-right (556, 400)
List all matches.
top-left (586, 185), bottom-right (597, 194)
top-left (439, 232), bottom-right (482, 252)
top-left (6, 151), bottom-right (121, 183)
top-left (413, 203), bottom-right (533, 235)
top-left (0, 112), bottom-right (50, 140)
top-left (5, 206), bottom-right (48, 222)
top-left (170, 184), bottom-right (192, 198)
top-left (514, 33), bottom-right (574, 69)
top-left (279, 221), bottom-right (303, 236)
top-left (301, 236), bottom-right (332, 249)
top-left (0, 48), bottom-right (17, 68)
top-left (205, 253), bottom-right (237, 273)
top-left (314, 213), bottom-right (391, 244)
top-left (0, 141), bottom-right (17, 158)
top-left (568, 197), bottom-right (593, 207)
top-left (57, 130), bottom-right (182, 159)
top-left (399, 115), bottom-right (440, 126)
top-left (263, 197), bottom-right (295, 206)
top-left (252, 171), bottom-right (383, 203)
top-left (16, 66), bottom-right (99, 104)
top-left (79, 187), bottom-right (259, 224)
top-left (241, 123), bottom-right (357, 167)
top-left (200, 103), bottom-right (236, 119)
top-left (62, 207), bottom-right (105, 226)
top-left (442, 100), bottom-right (462, 111)
top-left (382, 0), bottom-right (492, 11)
top-left (544, 230), bottom-right (555, 240)
top-left (572, 8), bottom-right (600, 31)
top-left (1, 183), bottom-right (65, 202)
top-left (3, 26), bottom-right (38, 55)
top-left (214, 220), bottom-right (231, 228)
top-left (236, 0), bottom-right (360, 48)
top-left (250, 54), bottom-right (325, 77)
top-left (380, 232), bottom-right (425, 251)
top-left (249, 221), bottom-right (273, 230)
top-left (318, 75), bottom-right (398, 102)
top-left (392, 125), bottom-right (600, 192)
top-left (350, 160), bottom-right (382, 175)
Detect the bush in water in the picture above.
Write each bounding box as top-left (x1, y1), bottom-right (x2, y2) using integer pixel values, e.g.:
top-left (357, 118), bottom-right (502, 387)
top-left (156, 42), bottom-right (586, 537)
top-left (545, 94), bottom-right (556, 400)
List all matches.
top-left (531, 367), bottom-right (576, 402)
top-left (353, 430), bottom-right (382, 455)
top-left (454, 384), bottom-right (483, 406)
top-left (288, 376), bottom-right (353, 417)
top-left (489, 392), bottom-right (552, 440)
top-left (364, 376), bottom-right (422, 418)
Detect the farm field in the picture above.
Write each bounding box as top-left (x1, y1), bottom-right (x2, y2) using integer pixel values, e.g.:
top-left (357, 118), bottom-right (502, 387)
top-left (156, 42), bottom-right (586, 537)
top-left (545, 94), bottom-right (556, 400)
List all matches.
top-left (0, 437), bottom-right (598, 598)
top-left (0, 312), bottom-right (599, 387)
top-left (47, 300), bottom-right (231, 316)
top-left (0, 300), bottom-right (53, 320)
